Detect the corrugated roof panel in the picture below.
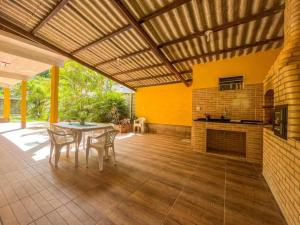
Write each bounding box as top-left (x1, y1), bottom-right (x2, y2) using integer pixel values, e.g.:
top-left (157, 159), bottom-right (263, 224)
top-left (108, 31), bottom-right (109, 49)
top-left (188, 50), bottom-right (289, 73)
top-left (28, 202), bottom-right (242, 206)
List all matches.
top-left (0, 0), bottom-right (285, 88)
top-left (37, 25), bottom-right (81, 53)
top-left (69, 0), bottom-right (129, 35)
top-left (74, 51), bottom-right (102, 66)
top-left (0, 0), bottom-right (58, 31)
top-left (122, 0), bottom-right (175, 20)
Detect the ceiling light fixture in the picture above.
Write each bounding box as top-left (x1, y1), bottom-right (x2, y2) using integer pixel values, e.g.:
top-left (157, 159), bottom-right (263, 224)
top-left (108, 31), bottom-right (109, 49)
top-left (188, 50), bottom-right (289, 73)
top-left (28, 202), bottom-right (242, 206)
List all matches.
top-left (205, 30), bottom-right (213, 42)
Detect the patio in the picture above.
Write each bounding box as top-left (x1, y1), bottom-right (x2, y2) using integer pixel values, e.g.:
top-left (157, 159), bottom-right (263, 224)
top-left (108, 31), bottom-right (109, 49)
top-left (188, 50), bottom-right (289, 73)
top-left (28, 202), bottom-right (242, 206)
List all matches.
top-left (0, 123), bottom-right (286, 225)
top-left (0, 0), bottom-right (299, 224)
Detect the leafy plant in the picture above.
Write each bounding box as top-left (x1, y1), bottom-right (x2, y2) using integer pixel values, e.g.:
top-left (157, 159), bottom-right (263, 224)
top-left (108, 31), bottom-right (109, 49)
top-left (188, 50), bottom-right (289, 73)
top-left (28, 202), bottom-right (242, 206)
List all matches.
top-left (90, 92), bottom-right (128, 124)
top-left (8, 60), bottom-right (130, 123)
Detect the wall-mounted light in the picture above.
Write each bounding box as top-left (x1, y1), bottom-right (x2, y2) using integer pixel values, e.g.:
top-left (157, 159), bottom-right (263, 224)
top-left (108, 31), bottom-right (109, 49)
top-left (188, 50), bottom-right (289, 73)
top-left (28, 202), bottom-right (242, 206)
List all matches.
top-left (205, 30), bottom-right (213, 42)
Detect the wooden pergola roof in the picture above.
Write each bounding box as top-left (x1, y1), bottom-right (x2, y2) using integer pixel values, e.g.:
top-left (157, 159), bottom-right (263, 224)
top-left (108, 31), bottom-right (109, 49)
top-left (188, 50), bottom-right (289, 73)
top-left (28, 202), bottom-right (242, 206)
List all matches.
top-left (0, 0), bottom-right (284, 90)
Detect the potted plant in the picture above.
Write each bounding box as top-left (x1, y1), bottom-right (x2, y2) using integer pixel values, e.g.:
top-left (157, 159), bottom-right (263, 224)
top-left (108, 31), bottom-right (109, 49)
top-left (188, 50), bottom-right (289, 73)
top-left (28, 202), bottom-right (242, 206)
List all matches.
top-left (78, 111), bottom-right (88, 125)
top-left (119, 118), bottom-right (131, 133)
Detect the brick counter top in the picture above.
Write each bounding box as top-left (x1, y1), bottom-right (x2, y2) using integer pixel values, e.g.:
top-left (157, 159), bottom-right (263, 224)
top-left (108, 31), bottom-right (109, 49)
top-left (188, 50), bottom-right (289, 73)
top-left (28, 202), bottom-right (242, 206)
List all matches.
top-left (193, 118), bottom-right (263, 125)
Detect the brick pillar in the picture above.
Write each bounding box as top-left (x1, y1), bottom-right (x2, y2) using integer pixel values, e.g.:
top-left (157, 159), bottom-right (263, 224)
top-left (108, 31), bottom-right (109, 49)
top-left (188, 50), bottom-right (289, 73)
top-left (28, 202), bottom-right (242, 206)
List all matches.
top-left (3, 87), bottom-right (10, 121)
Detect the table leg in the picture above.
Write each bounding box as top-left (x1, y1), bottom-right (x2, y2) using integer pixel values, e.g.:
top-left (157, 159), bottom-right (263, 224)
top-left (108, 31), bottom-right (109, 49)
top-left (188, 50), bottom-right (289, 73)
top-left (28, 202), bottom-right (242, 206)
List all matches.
top-left (75, 131), bottom-right (82, 167)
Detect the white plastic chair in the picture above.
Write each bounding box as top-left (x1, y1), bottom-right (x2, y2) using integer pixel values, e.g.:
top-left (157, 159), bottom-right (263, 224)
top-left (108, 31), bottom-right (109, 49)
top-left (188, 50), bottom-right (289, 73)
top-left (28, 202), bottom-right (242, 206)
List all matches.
top-left (47, 129), bottom-right (75, 167)
top-left (86, 129), bottom-right (119, 171)
top-left (133, 117), bottom-right (146, 133)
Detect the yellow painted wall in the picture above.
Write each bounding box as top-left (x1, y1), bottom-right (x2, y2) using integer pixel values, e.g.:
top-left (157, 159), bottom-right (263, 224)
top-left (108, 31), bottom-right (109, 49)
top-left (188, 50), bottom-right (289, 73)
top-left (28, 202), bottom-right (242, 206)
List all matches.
top-left (135, 49), bottom-right (281, 126)
top-left (135, 84), bottom-right (192, 126)
top-left (192, 49), bottom-right (281, 89)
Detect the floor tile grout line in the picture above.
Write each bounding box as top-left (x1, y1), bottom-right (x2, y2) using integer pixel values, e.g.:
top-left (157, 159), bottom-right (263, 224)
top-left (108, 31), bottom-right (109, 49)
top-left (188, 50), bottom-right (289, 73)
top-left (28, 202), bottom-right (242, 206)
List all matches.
top-left (93, 177), bottom-right (149, 224)
top-left (159, 156), bottom-right (201, 225)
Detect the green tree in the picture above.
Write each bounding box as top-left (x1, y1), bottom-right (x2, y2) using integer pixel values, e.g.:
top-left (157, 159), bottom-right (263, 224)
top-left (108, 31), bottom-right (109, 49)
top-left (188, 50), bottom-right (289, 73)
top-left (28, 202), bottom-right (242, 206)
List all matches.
top-left (59, 61), bottom-right (128, 123)
top-left (8, 60), bottom-right (129, 123)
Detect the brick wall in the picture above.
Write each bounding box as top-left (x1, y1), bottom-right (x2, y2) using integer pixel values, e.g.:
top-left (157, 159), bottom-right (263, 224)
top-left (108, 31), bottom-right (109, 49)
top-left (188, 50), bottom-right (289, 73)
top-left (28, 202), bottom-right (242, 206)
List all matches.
top-left (146, 123), bottom-right (191, 138)
top-left (263, 0), bottom-right (300, 225)
top-left (192, 84), bottom-right (263, 121)
top-left (207, 129), bottom-right (246, 154)
top-left (263, 129), bottom-right (300, 225)
top-left (192, 121), bottom-right (263, 163)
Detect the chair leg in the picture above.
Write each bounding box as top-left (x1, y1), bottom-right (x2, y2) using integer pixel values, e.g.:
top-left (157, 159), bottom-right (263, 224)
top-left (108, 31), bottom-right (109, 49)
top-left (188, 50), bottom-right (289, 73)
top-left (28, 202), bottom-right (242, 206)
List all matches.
top-left (104, 147), bottom-right (109, 160)
top-left (54, 145), bottom-right (61, 167)
top-left (112, 146), bottom-right (116, 165)
top-left (86, 147), bottom-right (90, 168)
top-left (98, 149), bottom-right (104, 171)
top-left (66, 144), bottom-right (70, 158)
top-left (49, 142), bottom-right (54, 162)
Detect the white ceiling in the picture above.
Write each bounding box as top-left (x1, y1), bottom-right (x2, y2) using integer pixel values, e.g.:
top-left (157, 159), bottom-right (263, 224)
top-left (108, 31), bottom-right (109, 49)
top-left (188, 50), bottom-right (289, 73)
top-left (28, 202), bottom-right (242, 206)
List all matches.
top-left (0, 30), bottom-right (66, 87)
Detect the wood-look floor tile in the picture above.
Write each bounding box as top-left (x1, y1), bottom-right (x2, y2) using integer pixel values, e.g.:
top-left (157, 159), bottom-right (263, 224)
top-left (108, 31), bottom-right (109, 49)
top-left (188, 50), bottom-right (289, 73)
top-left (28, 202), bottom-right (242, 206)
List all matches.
top-left (0, 205), bottom-right (19, 225)
top-left (0, 188), bottom-right (8, 207)
top-left (2, 185), bottom-right (18, 203)
top-left (56, 205), bottom-right (83, 225)
top-left (105, 198), bottom-right (166, 225)
top-left (21, 196), bottom-right (44, 220)
top-left (72, 197), bottom-right (107, 222)
top-left (0, 132), bottom-right (287, 225)
top-left (35, 216), bottom-right (52, 225)
top-left (46, 210), bottom-right (68, 225)
top-left (10, 200), bottom-right (33, 225)
top-left (65, 201), bottom-right (95, 225)
top-left (165, 197), bottom-right (224, 225)
top-left (129, 179), bottom-right (180, 215)
top-left (30, 192), bottom-right (54, 215)
top-left (225, 198), bottom-right (285, 225)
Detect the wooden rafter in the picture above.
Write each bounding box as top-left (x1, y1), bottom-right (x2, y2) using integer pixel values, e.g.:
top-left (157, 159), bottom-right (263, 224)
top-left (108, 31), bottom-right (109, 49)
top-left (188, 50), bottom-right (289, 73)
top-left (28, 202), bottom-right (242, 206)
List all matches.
top-left (158, 4), bottom-right (284, 48)
top-left (171, 37), bottom-right (283, 64)
top-left (125, 70), bottom-right (192, 83)
top-left (133, 79), bottom-right (192, 88)
top-left (72, 25), bottom-right (132, 54)
top-left (72, 0), bottom-right (191, 55)
top-left (112, 63), bottom-right (165, 76)
top-left (0, 16), bottom-right (135, 91)
top-left (138, 0), bottom-right (192, 23)
top-left (94, 48), bottom-right (151, 67)
top-left (87, 3), bottom-right (284, 75)
top-left (32, 0), bottom-right (70, 34)
top-left (112, 0), bottom-right (189, 86)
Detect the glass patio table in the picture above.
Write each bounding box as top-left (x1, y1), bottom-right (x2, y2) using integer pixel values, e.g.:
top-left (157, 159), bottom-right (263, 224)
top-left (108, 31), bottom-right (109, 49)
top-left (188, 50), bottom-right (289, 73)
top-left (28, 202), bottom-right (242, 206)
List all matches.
top-left (53, 122), bottom-right (113, 167)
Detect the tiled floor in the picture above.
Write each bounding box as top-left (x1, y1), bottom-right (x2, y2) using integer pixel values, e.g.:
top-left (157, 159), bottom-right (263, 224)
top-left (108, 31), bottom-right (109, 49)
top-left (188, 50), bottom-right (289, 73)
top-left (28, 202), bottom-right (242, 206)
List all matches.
top-left (0, 124), bottom-right (286, 225)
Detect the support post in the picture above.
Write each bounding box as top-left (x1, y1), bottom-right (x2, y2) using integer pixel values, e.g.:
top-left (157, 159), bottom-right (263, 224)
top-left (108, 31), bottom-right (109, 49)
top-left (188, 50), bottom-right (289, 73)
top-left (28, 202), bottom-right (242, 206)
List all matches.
top-left (21, 81), bottom-right (27, 128)
top-left (3, 87), bottom-right (10, 122)
top-left (50, 65), bottom-right (59, 124)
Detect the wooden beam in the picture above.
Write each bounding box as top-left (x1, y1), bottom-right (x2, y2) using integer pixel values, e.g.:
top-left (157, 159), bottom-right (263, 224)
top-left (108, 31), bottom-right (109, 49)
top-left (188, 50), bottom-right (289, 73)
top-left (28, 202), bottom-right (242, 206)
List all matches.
top-left (0, 15), bottom-right (136, 91)
top-left (125, 69), bottom-right (192, 82)
top-left (134, 79), bottom-right (192, 88)
top-left (32, 0), bottom-right (70, 34)
top-left (112, 63), bottom-right (165, 76)
top-left (171, 37), bottom-right (283, 64)
top-left (71, 0), bottom-right (191, 55)
top-left (95, 48), bottom-right (151, 67)
top-left (112, 0), bottom-right (189, 86)
top-left (139, 0), bottom-right (192, 23)
top-left (0, 71), bottom-right (28, 81)
top-left (72, 25), bottom-right (132, 54)
top-left (158, 4), bottom-right (285, 48)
